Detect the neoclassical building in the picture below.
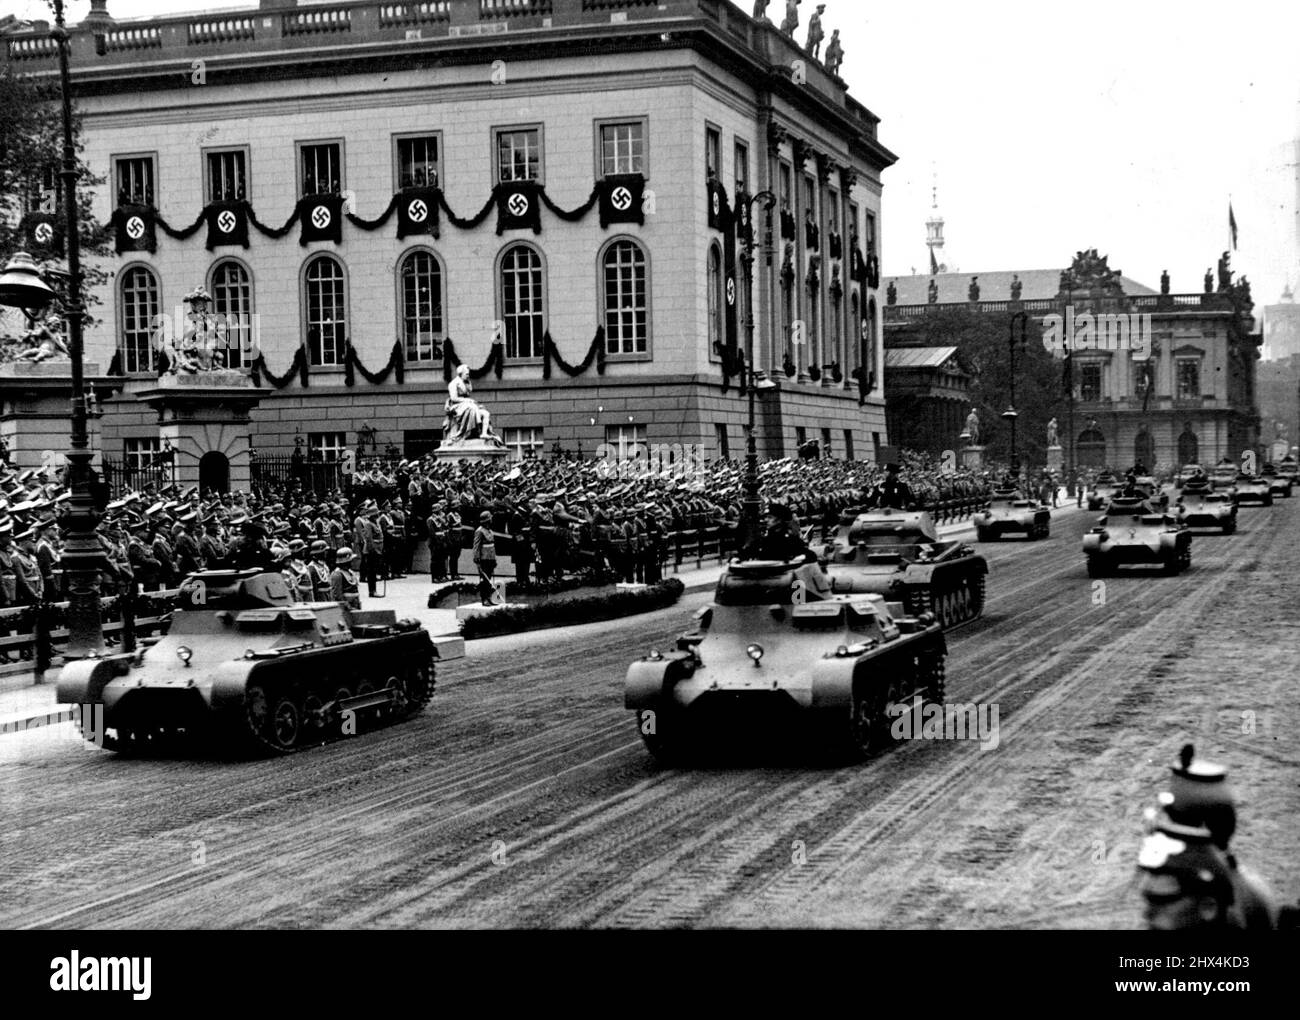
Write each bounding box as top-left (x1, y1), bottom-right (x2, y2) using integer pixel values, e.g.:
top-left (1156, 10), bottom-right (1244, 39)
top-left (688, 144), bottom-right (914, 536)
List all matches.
top-left (884, 252), bottom-right (1262, 470)
top-left (2, 0), bottom-right (895, 486)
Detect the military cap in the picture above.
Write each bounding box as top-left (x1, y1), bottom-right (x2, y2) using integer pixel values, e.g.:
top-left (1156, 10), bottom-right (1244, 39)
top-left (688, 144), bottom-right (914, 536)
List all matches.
top-left (1137, 816), bottom-right (1234, 903)
top-left (1161, 743), bottom-right (1236, 850)
top-left (765, 502), bottom-right (793, 522)
top-left (178, 511), bottom-right (197, 524)
top-left (146, 501), bottom-right (165, 517)
top-left (334, 546), bottom-right (355, 564)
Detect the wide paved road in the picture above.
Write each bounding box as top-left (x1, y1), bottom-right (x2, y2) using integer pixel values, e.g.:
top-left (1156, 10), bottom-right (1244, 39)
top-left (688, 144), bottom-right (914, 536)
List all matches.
top-left (3, 500), bottom-right (1297, 928)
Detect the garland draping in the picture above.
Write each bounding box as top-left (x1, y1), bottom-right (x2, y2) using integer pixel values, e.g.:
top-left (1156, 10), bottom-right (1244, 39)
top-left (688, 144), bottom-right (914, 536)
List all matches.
top-left (344, 339), bottom-right (405, 386)
top-left (437, 190), bottom-right (496, 231)
top-left (441, 337), bottom-right (502, 382)
top-left (156, 208), bottom-right (205, 241)
top-left (251, 346), bottom-right (309, 389)
top-left (345, 192), bottom-right (400, 232)
top-left (538, 184), bottom-right (599, 223)
top-left (542, 328), bottom-right (606, 379)
top-left (248, 204), bottom-right (298, 240)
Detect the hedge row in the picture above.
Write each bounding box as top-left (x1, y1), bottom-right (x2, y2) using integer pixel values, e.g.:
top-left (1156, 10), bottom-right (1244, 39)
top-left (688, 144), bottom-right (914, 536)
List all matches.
top-left (460, 578), bottom-right (686, 640)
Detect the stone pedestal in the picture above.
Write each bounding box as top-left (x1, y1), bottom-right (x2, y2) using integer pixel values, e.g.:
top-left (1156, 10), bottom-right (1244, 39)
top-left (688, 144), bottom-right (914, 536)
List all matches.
top-left (434, 438), bottom-right (509, 465)
top-left (135, 371), bottom-right (263, 493)
top-left (958, 444), bottom-right (985, 472)
top-left (0, 361), bottom-right (119, 471)
top-left (1046, 444), bottom-right (1064, 473)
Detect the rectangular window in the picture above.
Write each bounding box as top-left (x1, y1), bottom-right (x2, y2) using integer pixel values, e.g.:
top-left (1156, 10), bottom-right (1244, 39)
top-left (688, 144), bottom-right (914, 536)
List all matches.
top-left (795, 425), bottom-right (807, 449)
top-left (1079, 364), bottom-right (1102, 402)
top-left (733, 140), bottom-right (749, 195)
top-left (605, 424), bottom-right (647, 460)
top-left (299, 141), bottom-right (342, 197)
top-left (872, 432), bottom-right (882, 463)
top-left (1176, 360), bottom-right (1200, 399)
top-left (803, 175), bottom-right (815, 216)
top-left (496, 126), bottom-right (542, 183)
top-left (114, 154), bottom-right (155, 206)
top-left (849, 201), bottom-right (861, 246)
top-left (403, 429), bottom-right (441, 460)
top-left (396, 134), bottom-right (440, 190)
top-left (715, 423), bottom-right (730, 460)
top-left (502, 426), bottom-right (545, 461)
top-left (597, 120), bottom-right (646, 178)
top-left (843, 429), bottom-right (855, 460)
top-left (865, 211), bottom-right (877, 254)
top-left (705, 125), bottom-right (720, 179)
top-left (308, 431), bottom-right (347, 462)
top-left (124, 437), bottom-right (161, 471)
top-left (821, 428), bottom-right (833, 457)
top-left (205, 148), bottom-right (247, 203)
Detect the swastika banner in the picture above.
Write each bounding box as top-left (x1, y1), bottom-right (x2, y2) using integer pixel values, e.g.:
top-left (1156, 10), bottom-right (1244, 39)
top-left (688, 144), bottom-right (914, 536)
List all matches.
top-left (495, 181), bottom-right (542, 235)
top-left (205, 201), bottom-right (249, 250)
top-left (21, 212), bottom-right (64, 259)
top-left (597, 174), bottom-right (644, 228)
top-left (113, 204), bottom-right (157, 254)
top-left (396, 187), bottom-right (441, 239)
top-left (297, 194), bottom-right (344, 246)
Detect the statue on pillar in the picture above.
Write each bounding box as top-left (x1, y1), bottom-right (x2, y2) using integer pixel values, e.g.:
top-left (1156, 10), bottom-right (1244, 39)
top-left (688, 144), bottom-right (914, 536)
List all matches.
top-left (443, 365), bottom-right (504, 447)
top-left (752, 0), bottom-right (771, 20)
top-left (3, 310), bottom-right (70, 362)
top-left (968, 276), bottom-right (980, 302)
top-left (805, 4), bottom-right (825, 57)
top-left (1010, 274), bottom-right (1022, 301)
top-left (1046, 417), bottom-right (1059, 447)
top-left (964, 407), bottom-right (981, 446)
top-left (886, 279), bottom-right (897, 305)
top-left (928, 277), bottom-right (938, 304)
top-left (824, 29), bottom-right (843, 74)
top-left (779, 0), bottom-right (801, 36)
top-left (1204, 267), bottom-right (1213, 294)
top-left (1160, 269), bottom-right (1170, 295)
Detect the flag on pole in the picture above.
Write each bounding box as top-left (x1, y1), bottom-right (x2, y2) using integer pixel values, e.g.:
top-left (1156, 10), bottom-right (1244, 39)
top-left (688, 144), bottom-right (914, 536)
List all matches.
top-left (929, 246), bottom-right (939, 276)
top-left (1229, 201), bottom-right (1238, 251)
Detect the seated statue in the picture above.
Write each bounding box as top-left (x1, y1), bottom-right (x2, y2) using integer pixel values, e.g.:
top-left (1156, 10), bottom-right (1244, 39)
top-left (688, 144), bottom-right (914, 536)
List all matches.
top-left (443, 365), bottom-right (504, 446)
top-left (11, 313), bottom-right (69, 362)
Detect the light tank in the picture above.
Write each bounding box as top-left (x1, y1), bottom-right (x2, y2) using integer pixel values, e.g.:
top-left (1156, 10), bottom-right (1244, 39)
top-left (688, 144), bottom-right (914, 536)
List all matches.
top-left (972, 487), bottom-right (1051, 540)
top-left (1082, 497), bottom-right (1191, 577)
top-left (56, 570), bottom-right (437, 754)
top-left (816, 507), bottom-right (988, 628)
top-left (625, 559), bottom-right (947, 762)
top-left (1174, 479), bottom-right (1237, 534)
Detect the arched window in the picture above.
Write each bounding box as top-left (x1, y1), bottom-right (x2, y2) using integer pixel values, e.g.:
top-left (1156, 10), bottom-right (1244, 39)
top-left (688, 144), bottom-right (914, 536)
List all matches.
top-left (210, 259), bottom-right (252, 369)
top-left (118, 264), bottom-right (159, 374)
top-left (1134, 429), bottom-right (1155, 471)
top-left (1178, 427), bottom-right (1199, 467)
top-left (499, 244), bottom-right (544, 360)
top-left (399, 249), bottom-right (444, 362)
top-left (303, 255), bottom-right (346, 365)
top-left (602, 239), bottom-right (648, 356)
top-left (707, 242), bottom-right (722, 359)
top-left (1077, 427), bottom-right (1106, 468)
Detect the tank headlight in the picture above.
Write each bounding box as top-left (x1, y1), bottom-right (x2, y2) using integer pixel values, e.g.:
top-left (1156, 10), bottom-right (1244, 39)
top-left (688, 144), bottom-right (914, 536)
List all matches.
top-left (746, 643), bottom-right (764, 665)
top-left (835, 645), bottom-right (850, 657)
top-left (648, 648), bottom-right (664, 660)
top-left (244, 649), bottom-right (255, 660)
top-left (176, 645), bottom-right (193, 667)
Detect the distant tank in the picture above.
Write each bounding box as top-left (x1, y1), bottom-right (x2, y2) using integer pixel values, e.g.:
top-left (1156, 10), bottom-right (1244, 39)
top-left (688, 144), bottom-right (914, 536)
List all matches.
top-left (817, 507), bottom-right (988, 628)
top-left (625, 559), bottom-right (947, 762)
top-left (972, 487), bottom-right (1051, 541)
top-left (57, 570), bottom-right (437, 755)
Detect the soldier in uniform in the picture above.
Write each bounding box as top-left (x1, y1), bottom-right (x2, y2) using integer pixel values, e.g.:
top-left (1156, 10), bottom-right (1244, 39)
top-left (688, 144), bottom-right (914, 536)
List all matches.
top-left (0, 521), bottom-right (20, 610)
top-left (200, 514), bottom-right (228, 569)
top-left (306, 540), bottom-right (332, 601)
top-left (150, 515), bottom-right (176, 589)
top-left (426, 502), bottom-right (446, 583)
top-left (644, 509), bottom-right (665, 584)
top-left (285, 539), bottom-right (311, 599)
top-left (530, 498), bottom-right (555, 582)
top-left (174, 512), bottom-right (204, 577)
top-left (35, 518), bottom-right (61, 600)
top-left (630, 505), bottom-right (649, 584)
top-left (472, 510), bottom-right (498, 604)
top-left (740, 503), bottom-right (818, 563)
top-left (127, 518), bottom-right (162, 592)
top-left (1137, 815), bottom-right (1240, 930)
top-left (388, 497), bottom-right (409, 577)
top-left (329, 545), bottom-right (361, 610)
top-left (509, 501), bottom-right (533, 588)
top-left (353, 500), bottom-right (382, 597)
top-left (13, 524), bottom-right (45, 606)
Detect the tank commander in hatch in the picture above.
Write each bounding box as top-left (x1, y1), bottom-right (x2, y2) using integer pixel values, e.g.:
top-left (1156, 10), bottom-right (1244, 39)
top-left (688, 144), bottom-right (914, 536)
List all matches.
top-left (740, 503), bottom-right (817, 564)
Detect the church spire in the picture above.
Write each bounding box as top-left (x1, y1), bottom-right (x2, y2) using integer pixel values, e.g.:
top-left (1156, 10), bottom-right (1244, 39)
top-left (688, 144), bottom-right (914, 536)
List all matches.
top-left (925, 168), bottom-right (947, 274)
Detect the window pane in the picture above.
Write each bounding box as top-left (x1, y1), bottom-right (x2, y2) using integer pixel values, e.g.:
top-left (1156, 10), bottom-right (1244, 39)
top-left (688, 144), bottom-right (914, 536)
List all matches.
top-left (498, 130), bottom-right (539, 182)
top-left (600, 122), bottom-right (644, 177)
top-left (208, 150), bottom-right (246, 203)
top-left (398, 136), bottom-right (439, 189)
top-left (301, 143), bottom-right (341, 196)
top-left (116, 157), bottom-right (154, 206)
top-left (401, 251), bottom-right (443, 361)
top-left (211, 261), bottom-right (250, 368)
top-left (501, 246), bottom-right (543, 359)
top-left (305, 257), bottom-right (345, 365)
top-left (603, 241), bottom-right (647, 355)
top-left (120, 266), bottom-right (158, 374)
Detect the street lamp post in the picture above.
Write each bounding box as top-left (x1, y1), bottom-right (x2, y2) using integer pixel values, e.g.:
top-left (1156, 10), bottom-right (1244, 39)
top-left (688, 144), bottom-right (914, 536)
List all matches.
top-left (1004, 311), bottom-right (1029, 484)
top-left (739, 189), bottom-right (777, 546)
top-left (0, 0), bottom-right (104, 657)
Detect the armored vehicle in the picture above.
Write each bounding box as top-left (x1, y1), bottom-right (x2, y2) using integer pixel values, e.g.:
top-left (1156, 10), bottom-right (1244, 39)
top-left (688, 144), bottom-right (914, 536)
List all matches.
top-left (972, 487), bottom-right (1051, 541)
top-left (817, 507), bottom-right (988, 627)
top-left (1209, 464), bottom-right (1239, 492)
top-left (57, 570), bottom-right (437, 754)
top-left (625, 559), bottom-right (947, 762)
top-left (1087, 472), bottom-right (1121, 510)
top-left (1175, 464), bottom-right (1204, 489)
top-left (1232, 473), bottom-right (1272, 506)
top-left (1132, 475), bottom-right (1170, 509)
top-left (1083, 497), bottom-right (1192, 577)
top-left (1261, 463), bottom-right (1292, 499)
top-left (1174, 481), bottom-right (1237, 534)
top-left (1277, 457), bottom-right (1299, 487)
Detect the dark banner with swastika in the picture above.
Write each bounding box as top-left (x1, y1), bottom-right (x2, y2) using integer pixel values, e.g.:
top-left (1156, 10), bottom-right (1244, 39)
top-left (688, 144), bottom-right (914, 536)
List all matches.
top-left (297, 194), bottom-right (344, 246)
top-left (205, 201), bottom-right (249, 250)
top-left (495, 181), bottom-right (542, 235)
top-left (396, 188), bottom-right (441, 239)
top-left (113, 204), bottom-right (156, 254)
top-left (597, 174), bottom-right (644, 228)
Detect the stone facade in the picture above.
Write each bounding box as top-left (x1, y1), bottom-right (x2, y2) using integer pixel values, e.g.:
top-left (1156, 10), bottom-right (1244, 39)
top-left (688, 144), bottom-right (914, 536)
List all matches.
top-left (2, 0), bottom-right (896, 478)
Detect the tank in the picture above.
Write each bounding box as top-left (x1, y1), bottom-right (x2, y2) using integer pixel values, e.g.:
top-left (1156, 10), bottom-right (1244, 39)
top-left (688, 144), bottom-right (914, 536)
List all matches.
top-left (816, 507), bottom-right (988, 628)
top-left (1086, 472), bottom-right (1121, 510)
top-left (56, 570), bottom-right (437, 755)
top-left (1261, 463), bottom-right (1292, 499)
top-left (1174, 480), bottom-right (1237, 533)
top-left (624, 559), bottom-right (947, 762)
top-left (1232, 473), bottom-right (1273, 506)
top-left (971, 487), bottom-right (1051, 540)
top-left (1082, 497), bottom-right (1192, 576)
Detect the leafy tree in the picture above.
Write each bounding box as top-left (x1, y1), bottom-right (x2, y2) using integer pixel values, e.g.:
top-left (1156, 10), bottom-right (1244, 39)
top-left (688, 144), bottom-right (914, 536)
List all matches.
top-left (912, 307), bottom-right (1066, 469)
top-left (0, 62), bottom-right (112, 330)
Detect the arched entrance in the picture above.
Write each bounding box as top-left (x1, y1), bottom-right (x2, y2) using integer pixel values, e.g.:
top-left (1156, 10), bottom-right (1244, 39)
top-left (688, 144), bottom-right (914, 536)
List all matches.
top-left (199, 451), bottom-right (230, 494)
top-left (1134, 429), bottom-right (1155, 472)
top-left (1178, 426), bottom-right (1199, 466)
top-left (1077, 427), bottom-right (1106, 468)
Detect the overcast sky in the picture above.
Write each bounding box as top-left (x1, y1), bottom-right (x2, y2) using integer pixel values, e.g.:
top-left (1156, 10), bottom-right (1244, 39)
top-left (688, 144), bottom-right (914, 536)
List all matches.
top-left (10, 0), bottom-right (1300, 307)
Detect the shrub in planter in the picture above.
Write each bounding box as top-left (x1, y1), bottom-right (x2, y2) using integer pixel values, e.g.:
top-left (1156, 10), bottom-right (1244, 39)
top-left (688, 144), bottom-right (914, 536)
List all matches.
top-left (460, 578), bottom-right (685, 640)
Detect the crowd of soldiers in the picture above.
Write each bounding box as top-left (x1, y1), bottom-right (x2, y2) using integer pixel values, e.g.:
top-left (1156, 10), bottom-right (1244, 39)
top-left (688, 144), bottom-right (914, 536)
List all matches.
top-left (0, 449), bottom-right (999, 610)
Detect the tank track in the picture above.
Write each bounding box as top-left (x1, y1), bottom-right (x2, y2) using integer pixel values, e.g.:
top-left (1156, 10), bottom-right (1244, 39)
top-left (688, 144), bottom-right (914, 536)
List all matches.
top-left (242, 656), bottom-right (436, 756)
top-left (904, 571), bottom-right (985, 628)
